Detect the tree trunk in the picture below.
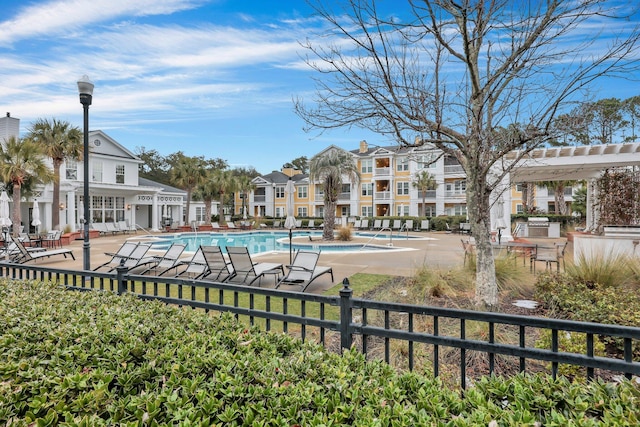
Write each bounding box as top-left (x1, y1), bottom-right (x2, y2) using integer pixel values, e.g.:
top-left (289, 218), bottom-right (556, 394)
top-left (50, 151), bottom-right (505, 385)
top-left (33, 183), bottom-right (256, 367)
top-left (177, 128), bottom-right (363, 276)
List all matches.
top-left (556, 183), bottom-right (567, 215)
top-left (467, 167), bottom-right (498, 308)
top-left (52, 160), bottom-right (61, 230)
top-left (12, 183), bottom-right (21, 237)
top-left (421, 194), bottom-right (426, 217)
top-left (323, 199), bottom-right (336, 240)
top-left (219, 192), bottom-right (226, 226)
top-left (204, 199), bottom-right (212, 225)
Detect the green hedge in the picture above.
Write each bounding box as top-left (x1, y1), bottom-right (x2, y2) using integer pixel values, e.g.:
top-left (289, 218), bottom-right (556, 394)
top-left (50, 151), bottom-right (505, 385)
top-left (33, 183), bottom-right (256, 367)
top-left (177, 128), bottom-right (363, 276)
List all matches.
top-left (1, 280), bottom-right (638, 425)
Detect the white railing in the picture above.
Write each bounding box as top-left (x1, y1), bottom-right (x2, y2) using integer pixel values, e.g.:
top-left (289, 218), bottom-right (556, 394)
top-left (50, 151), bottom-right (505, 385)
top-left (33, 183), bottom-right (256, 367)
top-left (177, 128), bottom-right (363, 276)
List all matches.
top-left (374, 191), bottom-right (392, 200)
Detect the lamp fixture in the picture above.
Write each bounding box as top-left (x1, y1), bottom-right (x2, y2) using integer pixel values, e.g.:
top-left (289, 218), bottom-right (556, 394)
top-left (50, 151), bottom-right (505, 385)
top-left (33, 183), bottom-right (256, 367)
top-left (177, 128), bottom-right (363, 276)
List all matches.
top-left (59, 203), bottom-right (65, 210)
top-left (126, 204), bottom-right (131, 210)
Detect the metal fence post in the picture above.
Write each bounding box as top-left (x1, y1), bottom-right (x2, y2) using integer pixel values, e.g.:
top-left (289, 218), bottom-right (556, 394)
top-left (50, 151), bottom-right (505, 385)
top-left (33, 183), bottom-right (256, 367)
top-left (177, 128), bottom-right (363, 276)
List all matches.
top-left (116, 259), bottom-right (128, 295)
top-left (340, 277), bottom-right (353, 350)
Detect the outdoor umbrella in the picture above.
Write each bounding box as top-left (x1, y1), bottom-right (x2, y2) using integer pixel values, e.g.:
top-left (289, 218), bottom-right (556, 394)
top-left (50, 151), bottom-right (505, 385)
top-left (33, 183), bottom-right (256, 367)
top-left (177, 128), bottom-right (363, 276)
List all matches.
top-left (284, 178), bottom-right (297, 264)
top-left (31, 200), bottom-right (41, 235)
top-left (0, 191), bottom-right (12, 261)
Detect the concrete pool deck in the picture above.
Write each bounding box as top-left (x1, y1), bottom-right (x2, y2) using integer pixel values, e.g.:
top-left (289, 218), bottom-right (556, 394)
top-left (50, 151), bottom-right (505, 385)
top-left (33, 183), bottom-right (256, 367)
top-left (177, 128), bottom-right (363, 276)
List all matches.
top-left (12, 230), bottom-right (568, 294)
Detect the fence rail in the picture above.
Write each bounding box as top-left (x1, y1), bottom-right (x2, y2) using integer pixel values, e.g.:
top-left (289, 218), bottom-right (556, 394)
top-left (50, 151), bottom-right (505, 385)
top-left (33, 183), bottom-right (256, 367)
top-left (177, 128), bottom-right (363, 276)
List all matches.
top-left (2, 262), bottom-right (639, 388)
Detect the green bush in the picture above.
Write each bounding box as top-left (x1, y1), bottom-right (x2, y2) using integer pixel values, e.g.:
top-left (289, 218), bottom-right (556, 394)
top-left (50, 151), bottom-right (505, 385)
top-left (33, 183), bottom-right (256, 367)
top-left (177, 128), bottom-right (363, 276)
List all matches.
top-left (1, 280), bottom-right (639, 425)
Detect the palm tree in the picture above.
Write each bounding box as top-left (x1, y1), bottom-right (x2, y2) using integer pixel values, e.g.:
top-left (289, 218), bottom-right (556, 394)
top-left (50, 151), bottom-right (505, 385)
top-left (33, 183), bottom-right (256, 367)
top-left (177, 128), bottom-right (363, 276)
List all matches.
top-left (213, 169), bottom-right (237, 227)
top-left (0, 136), bottom-right (54, 236)
top-left (310, 149), bottom-right (360, 240)
top-left (194, 170), bottom-right (219, 226)
top-left (236, 174), bottom-right (256, 217)
top-left (411, 170), bottom-right (437, 217)
top-left (170, 156), bottom-right (207, 224)
top-left (27, 118), bottom-right (82, 230)
top-left (538, 180), bottom-right (577, 215)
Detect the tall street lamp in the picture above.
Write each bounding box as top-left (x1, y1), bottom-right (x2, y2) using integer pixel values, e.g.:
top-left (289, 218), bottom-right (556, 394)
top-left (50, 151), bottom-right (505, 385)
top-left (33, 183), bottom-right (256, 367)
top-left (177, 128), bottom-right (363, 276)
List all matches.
top-left (77, 75), bottom-right (94, 271)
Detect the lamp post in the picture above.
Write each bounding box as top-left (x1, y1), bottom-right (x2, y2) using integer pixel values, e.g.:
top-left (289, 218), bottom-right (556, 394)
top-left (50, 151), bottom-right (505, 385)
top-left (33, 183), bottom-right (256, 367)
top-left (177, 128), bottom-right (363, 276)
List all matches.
top-left (77, 75), bottom-right (94, 271)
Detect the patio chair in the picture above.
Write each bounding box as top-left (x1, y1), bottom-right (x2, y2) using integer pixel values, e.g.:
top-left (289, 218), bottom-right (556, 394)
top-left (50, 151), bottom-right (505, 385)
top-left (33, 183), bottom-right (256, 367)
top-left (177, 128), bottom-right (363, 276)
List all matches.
top-left (461, 239), bottom-right (474, 266)
top-left (94, 241), bottom-right (139, 271)
top-left (42, 230), bottom-right (62, 248)
top-left (224, 246), bottom-right (284, 286)
top-left (200, 246), bottom-right (233, 282)
top-left (532, 241), bottom-right (567, 273)
top-left (275, 250), bottom-right (334, 292)
top-left (136, 243), bottom-right (186, 275)
top-left (10, 239), bottom-right (75, 263)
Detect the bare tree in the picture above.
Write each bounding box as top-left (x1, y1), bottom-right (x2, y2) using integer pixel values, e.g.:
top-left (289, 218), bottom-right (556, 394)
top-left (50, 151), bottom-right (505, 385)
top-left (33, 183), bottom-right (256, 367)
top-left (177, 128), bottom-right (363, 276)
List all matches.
top-left (295, 0), bottom-right (640, 308)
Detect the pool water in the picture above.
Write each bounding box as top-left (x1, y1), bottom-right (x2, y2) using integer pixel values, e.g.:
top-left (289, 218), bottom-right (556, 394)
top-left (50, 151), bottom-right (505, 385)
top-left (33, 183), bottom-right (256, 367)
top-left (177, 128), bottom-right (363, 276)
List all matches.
top-left (144, 231), bottom-right (406, 255)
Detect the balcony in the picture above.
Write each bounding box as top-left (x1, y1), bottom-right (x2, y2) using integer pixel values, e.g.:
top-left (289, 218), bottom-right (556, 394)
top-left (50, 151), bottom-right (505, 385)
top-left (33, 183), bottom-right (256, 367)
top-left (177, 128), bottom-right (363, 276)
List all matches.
top-left (444, 165), bottom-right (465, 174)
top-left (374, 167), bottom-right (391, 176)
top-left (315, 193), bottom-right (324, 202)
top-left (338, 192), bottom-right (351, 200)
top-left (445, 191), bottom-right (466, 199)
top-left (374, 191), bottom-right (392, 200)
top-left (417, 190), bottom-right (436, 199)
top-left (253, 195), bottom-right (265, 202)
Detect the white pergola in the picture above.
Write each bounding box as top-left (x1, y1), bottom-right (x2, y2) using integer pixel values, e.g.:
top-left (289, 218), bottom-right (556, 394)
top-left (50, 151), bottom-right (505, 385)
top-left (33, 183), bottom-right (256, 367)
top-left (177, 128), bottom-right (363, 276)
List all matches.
top-left (495, 142), bottom-right (640, 237)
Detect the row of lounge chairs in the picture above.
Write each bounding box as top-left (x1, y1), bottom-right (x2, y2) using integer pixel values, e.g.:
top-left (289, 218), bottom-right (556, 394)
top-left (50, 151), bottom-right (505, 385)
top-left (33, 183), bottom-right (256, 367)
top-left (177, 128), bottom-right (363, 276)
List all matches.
top-left (270, 219), bottom-right (431, 231)
top-left (96, 241), bottom-right (334, 292)
top-left (91, 221), bottom-right (136, 235)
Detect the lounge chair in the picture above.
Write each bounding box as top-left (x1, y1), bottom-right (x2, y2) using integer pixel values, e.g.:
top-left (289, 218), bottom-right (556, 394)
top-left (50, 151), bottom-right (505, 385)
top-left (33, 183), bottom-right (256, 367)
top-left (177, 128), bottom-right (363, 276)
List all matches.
top-left (275, 250), bottom-right (334, 292)
top-left (105, 222), bottom-right (121, 234)
top-left (373, 219), bottom-right (382, 230)
top-left (360, 219), bottom-right (369, 230)
top-left (160, 246), bottom-right (209, 279)
top-left (404, 219), bottom-right (414, 231)
top-left (420, 219), bottom-right (430, 231)
top-left (200, 246), bottom-right (233, 282)
top-left (224, 246), bottom-right (284, 286)
top-left (10, 239), bottom-right (75, 263)
top-left (272, 220), bottom-right (281, 228)
top-left (136, 243), bottom-right (186, 275)
top-left (392, 219), bottom-right (402, 230)
top-left (353, 219), bottom-right (361, 229)
top-left (91, 223), bottom-right (108, 235)
top-left (226, 222), bottom-right (238, 230)
top-left (381, 219), bottom-right (390, 229)
top-left (295, 219), bottom-right (303, 228)
top-left (307, 220), bottom-right (315, 229)
top-left (94, 241), bottom-right (139, 271)
top-left (98, 243), bottom-right (150, 272)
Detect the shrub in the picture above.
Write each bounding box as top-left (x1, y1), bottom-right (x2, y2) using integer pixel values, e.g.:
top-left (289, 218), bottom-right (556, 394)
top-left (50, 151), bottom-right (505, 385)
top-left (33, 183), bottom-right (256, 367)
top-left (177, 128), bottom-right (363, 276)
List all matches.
top-left (1, 280), bottom-right (639, 425)
top-left (337, 225), bottom-right (353, 241)
top-left (535, 330), bottom-right (606, 380)
top-left (567, 250), bottom-right (637, 288)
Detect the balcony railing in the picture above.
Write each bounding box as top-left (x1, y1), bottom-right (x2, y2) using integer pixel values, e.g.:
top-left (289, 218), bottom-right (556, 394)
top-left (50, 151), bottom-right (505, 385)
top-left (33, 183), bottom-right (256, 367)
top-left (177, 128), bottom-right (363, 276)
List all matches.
top-left (417, 190), bottom-right (436, 199)
top-left (254, 195), bottom-right (265, 202)
top-left (338, 192), bottom-right (351, 200)
top-left (444, 165), bottom-right (465, 174)
top-left (374, 167), bottom-right (391, 176)
top-left (445, 191), bottom-right (466, 198)
top-left (374, 191), bottom-right (392, 200)
top-left (315, 193), bottom-right (324, 202)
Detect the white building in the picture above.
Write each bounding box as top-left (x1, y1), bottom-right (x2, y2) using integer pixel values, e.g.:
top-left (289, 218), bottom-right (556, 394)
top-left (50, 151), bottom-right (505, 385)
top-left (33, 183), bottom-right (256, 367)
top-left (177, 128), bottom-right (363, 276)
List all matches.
top-left (0, 114), bottom-right (187, 233)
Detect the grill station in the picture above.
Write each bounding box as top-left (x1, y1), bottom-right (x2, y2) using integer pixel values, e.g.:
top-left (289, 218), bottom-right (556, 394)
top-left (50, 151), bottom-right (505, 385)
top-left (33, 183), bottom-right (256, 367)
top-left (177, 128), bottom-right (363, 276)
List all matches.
top-left (522, 217), bottom-right (560, 238)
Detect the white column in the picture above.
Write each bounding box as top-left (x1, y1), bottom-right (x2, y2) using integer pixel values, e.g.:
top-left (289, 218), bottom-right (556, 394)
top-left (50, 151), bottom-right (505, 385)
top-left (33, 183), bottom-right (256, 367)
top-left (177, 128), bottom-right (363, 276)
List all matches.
top-left (67, 191), bottom-right (77, 232)
top-left (151, 194), bottom-right (160, 231)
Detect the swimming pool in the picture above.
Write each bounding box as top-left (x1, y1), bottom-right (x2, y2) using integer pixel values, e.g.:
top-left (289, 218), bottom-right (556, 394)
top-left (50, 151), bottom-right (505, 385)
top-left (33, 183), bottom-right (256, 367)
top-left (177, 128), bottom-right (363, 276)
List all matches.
top-left (137, 230), bottom-right (414, 255)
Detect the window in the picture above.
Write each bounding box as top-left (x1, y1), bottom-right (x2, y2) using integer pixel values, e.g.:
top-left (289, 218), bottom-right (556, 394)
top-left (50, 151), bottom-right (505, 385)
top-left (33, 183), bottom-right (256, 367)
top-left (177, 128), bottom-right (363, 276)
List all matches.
top-left (516, 183), bottom-right (523, 192)
top-left (397, 205), bottom-right (409, 216)
top-left (195, 207), bottom-right (206, 222)
top-left (92, 161), bottom-right (103, 182)
top-left (65, 159), bottom-right (77, 180)
top-left (275, 186), bottom-right (284, 198)
top-left (445, 204), bottom-right (468, 216)
top-left (361, 159), bottom-right (372, 173)
top-left (361, 206), bottom-right (373, 217)
top-left (298, 186), bottom-right (308, 198)
top-left (341, 184), bottom-right (350, 193)
top-left (115, 164), bottom-right (125, 184)
top-left (397, 181), bottom-right (410, 195)
top-left (361, 183), bottom-right (373, 196)
top-left (316, 206), bottom-right (324, 217)
top-left (396, 157), bottom-right (409, 171)
top-left (275, 207), bottom-right (283, 217)
top-left (446, 180), bottom-right (466, 195)
top-left (341, 206), bottom-right (350, 216)
top-left (516, 204), bottom-right (524, 214)
top-left (297, 207), bottom-right (308, 217)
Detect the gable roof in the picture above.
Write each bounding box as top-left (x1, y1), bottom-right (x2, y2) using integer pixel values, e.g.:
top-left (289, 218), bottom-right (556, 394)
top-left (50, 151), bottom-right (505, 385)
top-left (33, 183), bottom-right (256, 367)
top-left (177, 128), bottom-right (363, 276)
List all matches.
top-left (139, 177), bottom-right (186, 195)
top-left (253, 171), bottom-right (309, 185)
top-left (89, 130), bottom-right (142, 162)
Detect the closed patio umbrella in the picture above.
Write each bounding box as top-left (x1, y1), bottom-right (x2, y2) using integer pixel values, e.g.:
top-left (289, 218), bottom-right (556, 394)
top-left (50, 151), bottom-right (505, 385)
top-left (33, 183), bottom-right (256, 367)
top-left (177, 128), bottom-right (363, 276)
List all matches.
top-left (284, 178), bottom-right (296, 264)
top-left (31, 200), bottom-right (41, 235)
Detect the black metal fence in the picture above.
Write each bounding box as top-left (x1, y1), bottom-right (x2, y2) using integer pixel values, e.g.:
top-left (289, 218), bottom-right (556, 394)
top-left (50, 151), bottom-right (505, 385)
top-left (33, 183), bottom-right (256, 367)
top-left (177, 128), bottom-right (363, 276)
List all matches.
top-left (2, 262), bottom-right (640, 388)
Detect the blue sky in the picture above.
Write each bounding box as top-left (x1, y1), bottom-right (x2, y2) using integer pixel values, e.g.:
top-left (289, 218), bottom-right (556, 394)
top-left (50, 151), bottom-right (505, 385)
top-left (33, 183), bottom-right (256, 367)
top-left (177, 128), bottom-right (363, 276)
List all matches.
top-left (1, 0), bottom-right (638, 175)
